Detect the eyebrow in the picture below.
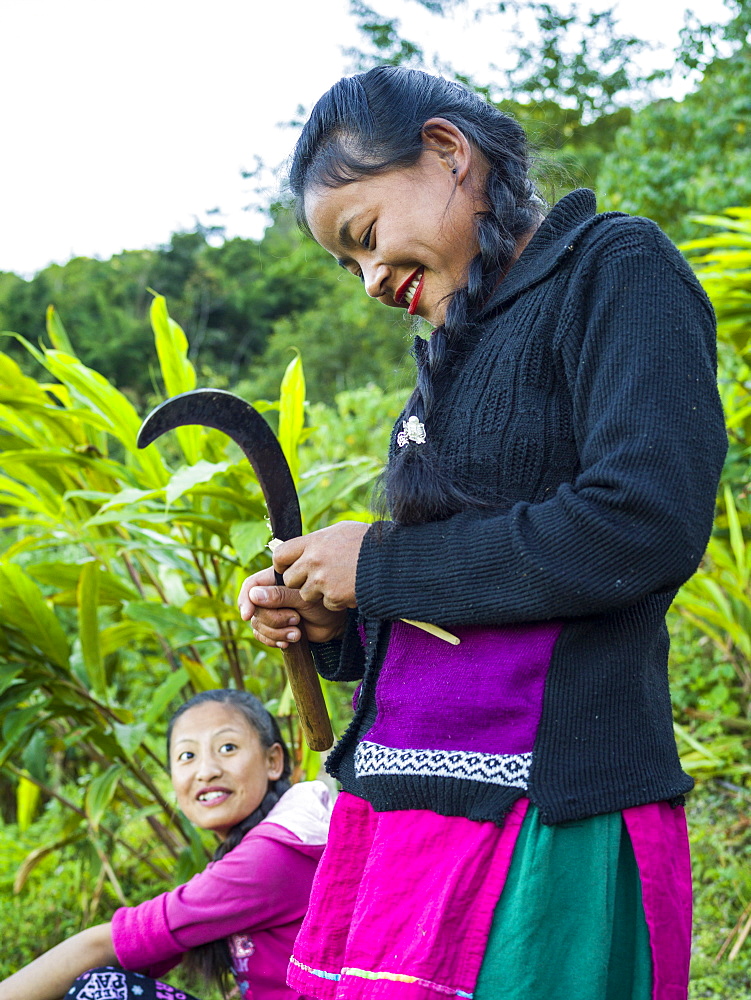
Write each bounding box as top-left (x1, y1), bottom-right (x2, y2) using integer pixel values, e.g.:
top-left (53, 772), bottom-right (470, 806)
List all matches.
top-left (173, 726), bottom-right (243, 746)
top-left (335, 216), bottom-right (363, 267)
top-left (338, 217), bottom-right (357, 249)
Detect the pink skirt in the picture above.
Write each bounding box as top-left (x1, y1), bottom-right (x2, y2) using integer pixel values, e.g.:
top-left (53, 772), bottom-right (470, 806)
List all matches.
top-left (287, 793), bottom-right (691, 1000)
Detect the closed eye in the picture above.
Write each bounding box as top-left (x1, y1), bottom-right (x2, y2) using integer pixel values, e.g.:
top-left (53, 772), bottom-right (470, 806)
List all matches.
top-left (337, 259), bottom-right (364, 282)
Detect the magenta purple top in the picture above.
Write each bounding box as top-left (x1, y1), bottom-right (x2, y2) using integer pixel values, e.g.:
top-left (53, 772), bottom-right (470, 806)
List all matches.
top-left (111, 781), bottom-right (332, 999)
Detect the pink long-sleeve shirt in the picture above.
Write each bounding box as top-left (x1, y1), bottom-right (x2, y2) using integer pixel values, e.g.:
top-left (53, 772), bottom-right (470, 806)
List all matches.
top-left (111, 781), bottom-right (332, 1000)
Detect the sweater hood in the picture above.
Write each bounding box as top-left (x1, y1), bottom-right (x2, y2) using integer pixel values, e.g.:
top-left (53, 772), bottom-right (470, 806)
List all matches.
top-left (260, 780), bottom-right (333, 852)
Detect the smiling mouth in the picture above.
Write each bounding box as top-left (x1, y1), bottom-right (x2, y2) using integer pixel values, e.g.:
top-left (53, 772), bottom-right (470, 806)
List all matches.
top-left (197, 788), bottom-right (230, 803)
top-left (396, 268), bottom-right (425, 314)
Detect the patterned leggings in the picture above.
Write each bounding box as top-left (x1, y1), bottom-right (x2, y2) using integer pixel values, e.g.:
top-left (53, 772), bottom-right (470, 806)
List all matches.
top-left (69, 966), bottom-right (203, 1000)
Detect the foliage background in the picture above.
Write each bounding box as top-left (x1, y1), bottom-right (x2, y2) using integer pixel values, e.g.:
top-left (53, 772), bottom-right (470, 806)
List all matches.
top-left (1, 2), bottom-right (750, 997)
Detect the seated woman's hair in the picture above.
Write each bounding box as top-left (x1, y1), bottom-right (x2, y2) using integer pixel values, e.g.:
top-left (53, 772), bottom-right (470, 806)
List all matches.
top-left (290, 67), bottom-right (542, 525)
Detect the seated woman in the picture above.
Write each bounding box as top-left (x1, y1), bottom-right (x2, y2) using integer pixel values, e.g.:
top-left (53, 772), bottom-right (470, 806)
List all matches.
top-left (0, 689), bottom-right (332, 1000)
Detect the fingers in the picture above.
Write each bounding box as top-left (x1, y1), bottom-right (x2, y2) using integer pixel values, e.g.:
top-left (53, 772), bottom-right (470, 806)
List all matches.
top-left (271, 536), bottom-right (305, 574)
top-left (251, 605), bottom-right (303, 649)
top-left (237, 567), bottom-right (310, 649)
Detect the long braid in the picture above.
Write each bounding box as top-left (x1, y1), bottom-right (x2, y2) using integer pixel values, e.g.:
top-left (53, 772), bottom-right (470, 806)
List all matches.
top-left (167, 690), bottom-right (293, 996)
top-left (290, 66), bottom-right (543, 525)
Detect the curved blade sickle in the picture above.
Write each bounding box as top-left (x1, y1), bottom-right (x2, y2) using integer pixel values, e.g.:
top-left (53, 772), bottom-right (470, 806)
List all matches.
top-left (138, 388), bottom-right (334, 752)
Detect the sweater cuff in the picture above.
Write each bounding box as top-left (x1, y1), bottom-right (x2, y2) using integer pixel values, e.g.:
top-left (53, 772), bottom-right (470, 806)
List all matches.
top-left (111, 900), bottom-right (182, 976)
top-left (309, 609), bottom-right (365, 682)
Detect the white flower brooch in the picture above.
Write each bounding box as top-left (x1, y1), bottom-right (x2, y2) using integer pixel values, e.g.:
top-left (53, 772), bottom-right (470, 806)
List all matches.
top-left (396, 415), bottom-right (427, 447)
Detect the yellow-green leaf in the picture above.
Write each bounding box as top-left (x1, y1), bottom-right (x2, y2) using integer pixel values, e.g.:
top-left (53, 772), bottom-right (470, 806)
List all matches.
top-left (229, 520), bottom-right (272, 565)
top-left (0, 564), bottom-right (69, 668)
top-left (182, 656), bottom-right (221, 692)
top-left (85, 764), bottom-right (125, 831)
top-left (278, 353), bottom-right (305, 483)
top-left (45, 305), bottom-right (75, 354)
top-left (16, 772), bottom-right (41, 832)
top-left (150, 294), bottom-right (200, 464)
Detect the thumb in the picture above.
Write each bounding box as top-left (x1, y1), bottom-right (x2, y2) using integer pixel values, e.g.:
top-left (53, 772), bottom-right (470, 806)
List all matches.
top-left (249, 584), bottom-right (305, 609)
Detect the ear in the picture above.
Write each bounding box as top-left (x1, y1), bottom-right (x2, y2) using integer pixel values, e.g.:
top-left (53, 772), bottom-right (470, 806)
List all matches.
top-left (266, 743), bottom-right (285, 782)
top-left (420, 117), bottom-right (473, 183)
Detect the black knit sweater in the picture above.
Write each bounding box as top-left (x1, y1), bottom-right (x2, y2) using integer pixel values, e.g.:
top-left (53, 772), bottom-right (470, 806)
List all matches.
top-left (313, 190), bottom-right (727, 824)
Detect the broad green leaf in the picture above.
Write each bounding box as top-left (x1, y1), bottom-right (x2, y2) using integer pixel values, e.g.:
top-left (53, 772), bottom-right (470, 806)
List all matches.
top-left (150, 294), bottom-right (200, 464)
top-left (40, 350), bottom-right (167, 486)
top-left (142, 668), bottom-right (190, 725)
top-left (0, 665), bottom-right (24, 698)
top-left (98, 621), bottom-right (156, 657)
top-left (111, 722), bottom-right (149, 761)
top-left (0, 471), bottom-right (60, 517)
top-left (150, 295), bottom-right (197, 396)
top-left (16, 772), bottom-right (41, 832)
top-left (2, 705), bottom-right (42, 747)
top-left (78, 562), bottom-right (105, 697)
top-left (21, 730), bottom-right (48, 783)
top-left (0, 564), bottom-right (69, 668)
top-left (164, 460), bottom-right (231, 505)
top-left (45, 305), bottom-right (75, 353)
top-left (229, 520), bottom-right (272, 565)
top-left (181, 656), bottom-right (221, 692)
top-left (723, 484), bottom-right (747, 583)
top-left (97, 486), bottom-right (164, 511)
top-left (27, 562), bottom-right (139, 605)
top-left (277, 353), bottom-right (305, 483)
top-left (0, 353), bottom-right (50, 398)
top-left (85, 764), bottom-right (125, 830)
top-left (182, 595), bottom-right (238, 621)
top-left (122, 601), bottom-right (215, 647)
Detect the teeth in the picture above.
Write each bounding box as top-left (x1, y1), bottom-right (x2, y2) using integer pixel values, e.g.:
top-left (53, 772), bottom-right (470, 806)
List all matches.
top-left (404, 275), bottom-right (421, 304)
top-left (198, 790), bottom-right (226, 802)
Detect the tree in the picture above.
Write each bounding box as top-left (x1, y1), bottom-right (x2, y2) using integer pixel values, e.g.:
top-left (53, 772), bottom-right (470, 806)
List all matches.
top-left (595, 48), bottom-right (751, 239)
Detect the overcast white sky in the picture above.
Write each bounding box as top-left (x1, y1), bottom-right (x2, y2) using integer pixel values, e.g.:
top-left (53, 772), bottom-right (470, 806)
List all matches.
top-left (0, 0), bottom-right (729, 277)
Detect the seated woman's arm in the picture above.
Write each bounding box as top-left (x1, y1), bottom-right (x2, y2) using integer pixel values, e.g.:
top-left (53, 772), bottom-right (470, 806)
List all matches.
top-left (0, 922), bottom-right (116, 1000)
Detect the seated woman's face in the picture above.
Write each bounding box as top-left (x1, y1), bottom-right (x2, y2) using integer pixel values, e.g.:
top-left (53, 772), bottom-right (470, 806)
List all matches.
top-left (169, 701), bottom-right (284, 840)
top-left (303, 148), bottom-right (482, 327)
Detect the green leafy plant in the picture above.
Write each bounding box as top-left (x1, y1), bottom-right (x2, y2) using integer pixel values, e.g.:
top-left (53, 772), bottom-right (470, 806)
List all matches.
top-left (0, 296), bottom-right (384, 916)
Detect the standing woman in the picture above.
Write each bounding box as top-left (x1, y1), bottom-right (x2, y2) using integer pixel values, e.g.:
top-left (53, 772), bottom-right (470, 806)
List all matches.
top-left (0, 690), bottom-right (331, 1000)
top-left (239, 67), bottom-right (727, 1000)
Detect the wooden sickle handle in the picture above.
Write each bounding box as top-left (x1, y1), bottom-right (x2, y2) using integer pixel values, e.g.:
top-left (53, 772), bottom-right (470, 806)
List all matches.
top-left (280, 633), bottom-right (334, 751)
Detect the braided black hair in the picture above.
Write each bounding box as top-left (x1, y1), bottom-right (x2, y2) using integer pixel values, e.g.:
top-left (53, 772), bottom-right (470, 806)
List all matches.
top-left (290, 67), bottom-right (542, 524)
top-left (167, 689), bottom-right (292, 995)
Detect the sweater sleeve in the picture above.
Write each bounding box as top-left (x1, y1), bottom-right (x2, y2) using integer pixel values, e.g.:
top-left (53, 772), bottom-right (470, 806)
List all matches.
top-left (355, 223), bottom-right (727, 626)
top-left (310, 609), bottom-right (366, 682)
top-left (111, 827), bottom-right (319, 974)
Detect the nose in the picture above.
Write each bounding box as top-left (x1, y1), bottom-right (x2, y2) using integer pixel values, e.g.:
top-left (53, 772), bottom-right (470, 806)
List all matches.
top-left (362, 260), bottom-right (390, 300)
top-left (195, 752), bottom-right (222, 782)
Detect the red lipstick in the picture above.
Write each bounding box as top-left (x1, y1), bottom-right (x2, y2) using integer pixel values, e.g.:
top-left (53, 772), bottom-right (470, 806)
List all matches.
top-left (395, 267), bottom-right (422, 306)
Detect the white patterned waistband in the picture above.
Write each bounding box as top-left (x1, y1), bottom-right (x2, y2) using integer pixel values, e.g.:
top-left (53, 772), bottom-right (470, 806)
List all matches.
top-left (354, 740), bottom-right (531, 789)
